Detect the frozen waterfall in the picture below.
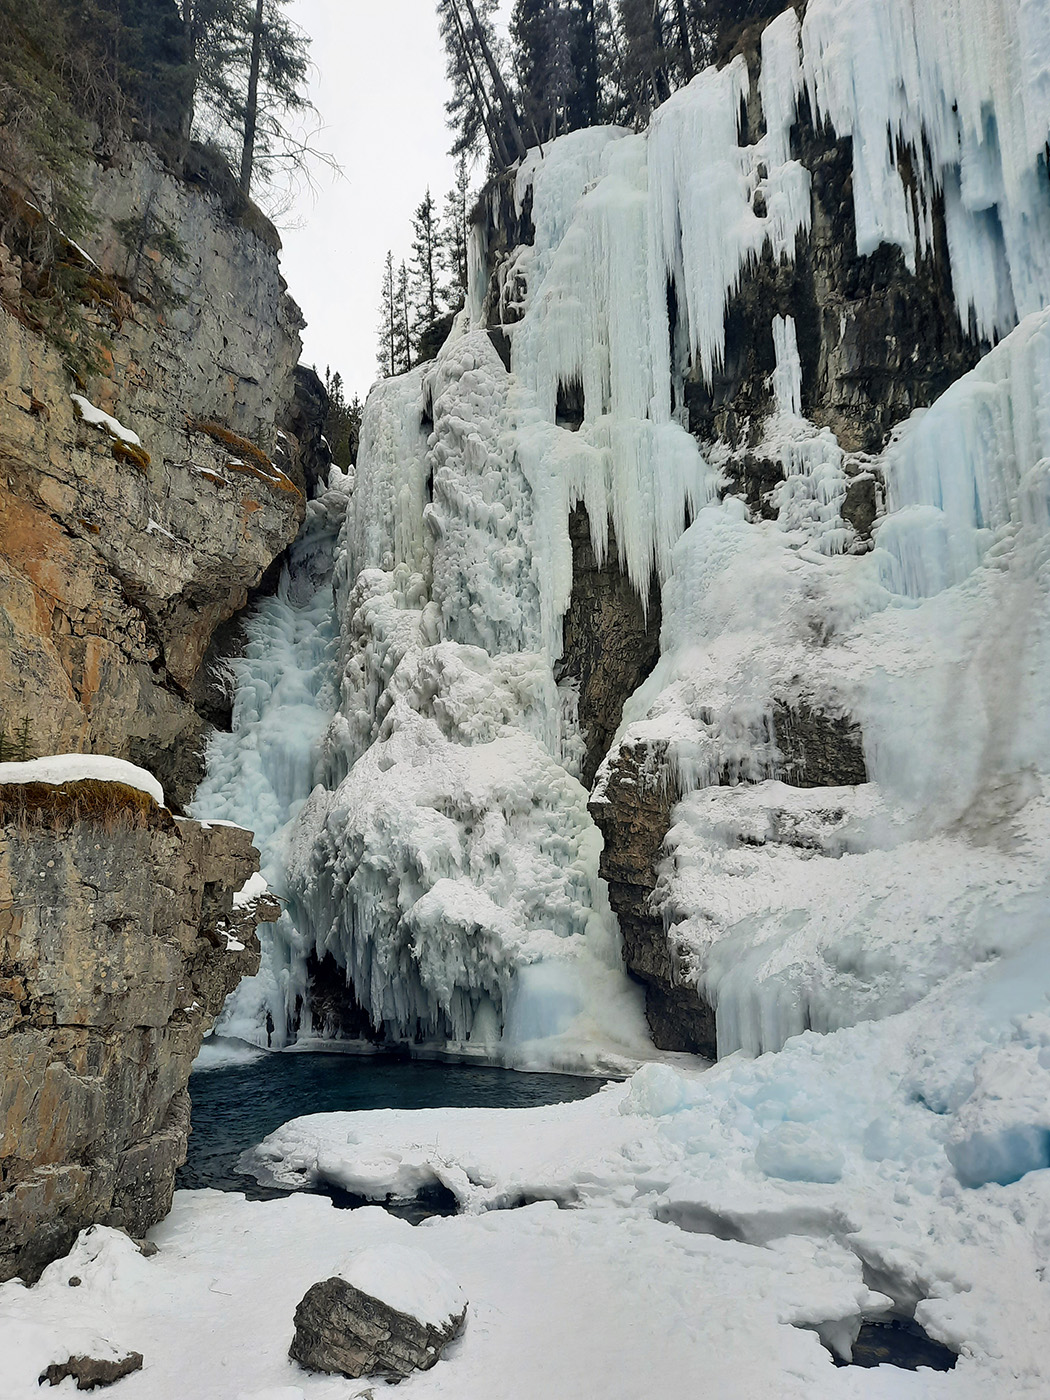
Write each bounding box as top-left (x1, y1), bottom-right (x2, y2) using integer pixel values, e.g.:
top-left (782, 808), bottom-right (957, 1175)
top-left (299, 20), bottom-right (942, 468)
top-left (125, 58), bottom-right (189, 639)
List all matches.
top-left (192, 0), bottom-right (1050, 1074)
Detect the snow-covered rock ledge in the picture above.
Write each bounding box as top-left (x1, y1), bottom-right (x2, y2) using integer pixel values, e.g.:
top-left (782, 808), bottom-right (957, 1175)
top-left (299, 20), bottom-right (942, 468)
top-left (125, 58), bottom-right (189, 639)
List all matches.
top-left (0, 755), bottom-right (165, 806)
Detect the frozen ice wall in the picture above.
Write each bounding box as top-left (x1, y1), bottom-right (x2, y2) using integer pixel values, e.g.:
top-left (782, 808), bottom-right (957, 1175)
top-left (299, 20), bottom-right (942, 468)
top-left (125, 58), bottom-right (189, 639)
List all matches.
top-left (627, 310), bottom-right (1050, 1058)
top-left (189, 473), bottom-right (351, 1046)
top-left (282, 339), bottom-right (652, 1071)
top-left (193, 0), bottom-right (1050, 1072)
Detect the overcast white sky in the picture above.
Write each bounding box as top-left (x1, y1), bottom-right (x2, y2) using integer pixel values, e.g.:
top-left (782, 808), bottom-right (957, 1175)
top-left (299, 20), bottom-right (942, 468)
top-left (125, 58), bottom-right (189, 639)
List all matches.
top-left (281, 1), bottom-right (511, 402)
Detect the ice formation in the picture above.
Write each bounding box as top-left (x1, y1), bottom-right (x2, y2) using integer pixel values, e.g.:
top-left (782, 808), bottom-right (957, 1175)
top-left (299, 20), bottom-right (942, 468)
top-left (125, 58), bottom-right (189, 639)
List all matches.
top-left (192, 0), bottom-right (1050, 1079)
top-left (191, 473), bottom-right (351, 1042)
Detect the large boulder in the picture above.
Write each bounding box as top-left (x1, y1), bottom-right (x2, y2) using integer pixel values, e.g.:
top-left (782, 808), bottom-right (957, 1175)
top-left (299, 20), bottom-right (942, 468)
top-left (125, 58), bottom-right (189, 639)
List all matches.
top-left (290, 1244), bottom-right (467, 1381)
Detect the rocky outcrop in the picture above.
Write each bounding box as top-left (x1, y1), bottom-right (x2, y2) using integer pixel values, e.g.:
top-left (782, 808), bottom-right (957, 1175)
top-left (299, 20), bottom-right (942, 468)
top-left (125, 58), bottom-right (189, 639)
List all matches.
top-left (279, 365), bottom-right (334, 502)
top-left (0, 778), bottom-right (277, 1284)
top-left (291, 1274), bottom-right (467, 1381)
top-left (590, 741), bottom-right (717, 1058)
top-left (558, 507), bottom-right (662, 788)
top-left (0, 142), bottom-right (308, 807)
top-left (592, 702), bottom-right (868, 1056)
top-left (771, 701), bottom-right (867, 790)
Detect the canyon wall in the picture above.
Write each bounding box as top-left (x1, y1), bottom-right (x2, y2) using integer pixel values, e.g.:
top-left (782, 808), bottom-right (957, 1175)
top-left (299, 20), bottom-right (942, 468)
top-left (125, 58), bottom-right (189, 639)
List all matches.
top-left (0, 778), bottom-right (277, 1283)
top-left (0, 141), bottom-right (310, 808)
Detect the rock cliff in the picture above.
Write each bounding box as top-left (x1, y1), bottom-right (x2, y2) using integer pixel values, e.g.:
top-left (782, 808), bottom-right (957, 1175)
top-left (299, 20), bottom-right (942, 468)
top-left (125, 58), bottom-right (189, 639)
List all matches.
top-left (0, 141), bottom-right (309, 807)
top-left (0, 777), bottom-right (276, 1283)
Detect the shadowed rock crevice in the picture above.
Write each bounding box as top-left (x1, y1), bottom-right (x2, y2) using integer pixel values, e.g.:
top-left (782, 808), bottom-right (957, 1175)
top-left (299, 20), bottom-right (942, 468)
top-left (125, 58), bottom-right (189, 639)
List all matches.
top-left (686, 55), bottom-right (983, 479)
top-left (558, 507), bottom-right (662, 790)
top-left (590, 741), bottom-right (716, 1058)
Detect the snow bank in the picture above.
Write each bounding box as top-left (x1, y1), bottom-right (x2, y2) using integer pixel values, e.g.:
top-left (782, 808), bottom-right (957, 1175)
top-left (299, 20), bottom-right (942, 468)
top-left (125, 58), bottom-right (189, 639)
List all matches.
top-left (0, 1190), bottom-right (935, 1400)
top-left (234, 873), bottom-right (270, 910)
top-left (0, 755), bottom-right (164, 806)
top-left (241, 1087), bottom-right (655, 1211)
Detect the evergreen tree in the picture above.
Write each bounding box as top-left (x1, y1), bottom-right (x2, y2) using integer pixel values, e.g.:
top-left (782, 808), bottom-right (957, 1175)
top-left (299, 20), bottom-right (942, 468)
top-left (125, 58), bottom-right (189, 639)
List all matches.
top-left (437, 0), bottom-right (502, 163)
top-left (569, 0), bottom-right (600, 129)
top-left (436, 0), bottom-right (526, 168)
top-left (511, 0), bottom-right (605, 140)
top-left (179, 0), bottom-right (313, 198)
top-left (396, 259), bottom-right (412, 374)
top-left (410, 189), bottom-right (441, 333)
top-left (323, 368), bottom-right (362, 468)
top-left (440, 156), bottom-right (472, 309)
top-left (615, 0), bottom-right (672, 125)
top-left (376, 250), bottom-right (397, 378)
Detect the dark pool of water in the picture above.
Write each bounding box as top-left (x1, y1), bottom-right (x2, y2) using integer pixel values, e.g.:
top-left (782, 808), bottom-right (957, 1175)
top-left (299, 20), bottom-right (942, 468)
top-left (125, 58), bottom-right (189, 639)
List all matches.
top-left (833, 1320), bottom-right (958, 1372)
top-left (177, 1048), bottom-right (603, 1208)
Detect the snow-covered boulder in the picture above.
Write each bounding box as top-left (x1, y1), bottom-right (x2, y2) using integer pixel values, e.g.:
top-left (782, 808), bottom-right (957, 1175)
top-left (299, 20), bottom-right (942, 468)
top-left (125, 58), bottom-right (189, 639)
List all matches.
top-left (289, 1244), bottom-right (467, 1380)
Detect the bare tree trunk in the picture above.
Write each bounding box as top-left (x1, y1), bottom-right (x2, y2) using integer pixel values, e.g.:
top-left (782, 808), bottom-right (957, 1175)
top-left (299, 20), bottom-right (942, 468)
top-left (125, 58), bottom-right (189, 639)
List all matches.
top-left (181, 0), bottom-right (199, 139)
top-left (673, 0), bottom-right (694, 80)
top-left (401, 261), bottom-right (412, 370)
top-left (460, 0), bottom-right (528, 162)
top-left (387, 264), bottom-right (396, 377)
top-left (448, 0), bottom-right (512, 168)
top-left (239, 0), bottom-right (265, 196)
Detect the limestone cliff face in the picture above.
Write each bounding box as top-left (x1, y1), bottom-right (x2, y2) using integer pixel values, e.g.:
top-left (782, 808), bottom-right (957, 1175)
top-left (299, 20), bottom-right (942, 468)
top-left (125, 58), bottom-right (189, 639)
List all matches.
top-left (0, 779), bottom-right (277, 1284)
top-left (0, 143), bottom-right (307, 807)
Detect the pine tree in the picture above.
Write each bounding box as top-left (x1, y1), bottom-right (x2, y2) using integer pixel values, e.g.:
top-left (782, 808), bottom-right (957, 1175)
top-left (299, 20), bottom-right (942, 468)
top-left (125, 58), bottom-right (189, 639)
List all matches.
top-left (410, 190), bottom-right (441, 333)
top-left (179, 0), bottom-right (314, 198)
top-left (512, 1), bottom-right (579, 143)
top-left (440, 157), bottom-right (472, 309)
top-left (569, 0), bottom-right (600, 129)
top-left (323, 368), bottom-right (362, 467)
top-left (437, 0), bottom-right (502, 163)
top-left (376, 250), bottom-right (397, 378)
top-left (396, 259), bottom-right (412, 374)
top-left (616, 0), bottom-right (672, 126)
top-left (436, 0), bottom-right (527, 168)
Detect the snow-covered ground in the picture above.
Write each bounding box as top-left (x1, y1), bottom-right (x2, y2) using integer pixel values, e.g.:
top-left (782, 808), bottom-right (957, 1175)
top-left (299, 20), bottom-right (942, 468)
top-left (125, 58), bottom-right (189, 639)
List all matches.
top-left (3, 1008), bottom-right (1047, 1397)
